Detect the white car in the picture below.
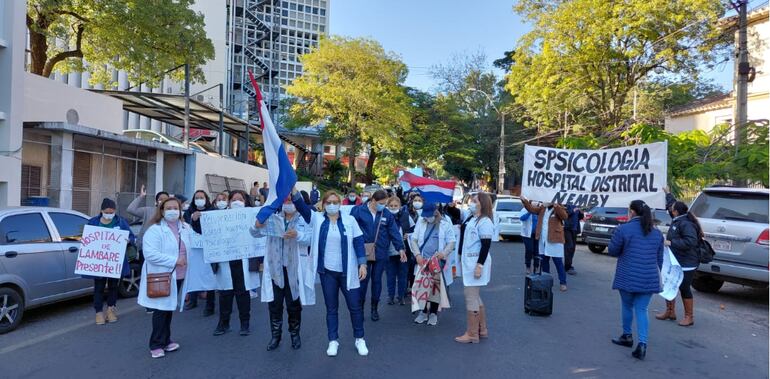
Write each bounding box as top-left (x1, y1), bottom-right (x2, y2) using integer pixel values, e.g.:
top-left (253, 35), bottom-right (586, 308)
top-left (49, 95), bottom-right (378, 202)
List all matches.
top-left (494, 197), bottom-right (524, 241)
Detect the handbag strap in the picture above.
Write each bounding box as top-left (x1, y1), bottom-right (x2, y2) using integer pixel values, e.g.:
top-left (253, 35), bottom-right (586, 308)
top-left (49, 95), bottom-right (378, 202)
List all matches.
top-left (419, 224), bottom-right (437, 252)
top-left (372, 212), bottom-right (382, 243)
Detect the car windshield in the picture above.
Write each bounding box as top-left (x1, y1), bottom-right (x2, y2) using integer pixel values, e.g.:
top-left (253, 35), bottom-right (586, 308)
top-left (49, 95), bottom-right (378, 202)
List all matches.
top-left (690, 191), bottom-right (769, 224)
top-left (497, 201), bottom-right (523, 212)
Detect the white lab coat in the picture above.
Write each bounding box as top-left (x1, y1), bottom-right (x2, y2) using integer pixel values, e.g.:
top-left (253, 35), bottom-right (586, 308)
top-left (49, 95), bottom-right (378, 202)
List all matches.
top-left (461, 216), bottom-right (494, 287)
top-left (213, 230), bottom-right (263, 291)
top-left (410, 218), bottom-right (457, 286)
top-left (137, 220), bottom-right (191, 311)
top-left (307, 211), bottom-right (364, 291)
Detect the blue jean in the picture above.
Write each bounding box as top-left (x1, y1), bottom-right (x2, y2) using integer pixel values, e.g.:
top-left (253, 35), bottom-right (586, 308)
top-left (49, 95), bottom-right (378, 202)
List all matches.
top-left (619, 290), bottom-right (652, 344)
top-left (360, 259), bottom-right (386, 306)
top-left (386, 255), bottom-right (408, 299)
top-left (320, 269), bottom-right (364, 341)
top-left (540, 255), bottom-right (567, 285)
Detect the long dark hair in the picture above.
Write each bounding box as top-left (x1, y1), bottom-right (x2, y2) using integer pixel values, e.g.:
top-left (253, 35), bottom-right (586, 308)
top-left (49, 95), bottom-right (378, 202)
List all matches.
top-left (673, 201), bottom-right (704, 238)
top-left (228, 190), bottom-right (253, 207)
top-left (629, 200), bottom-right (654, 236)
top-left (192, 189), bottom-right (211, 209)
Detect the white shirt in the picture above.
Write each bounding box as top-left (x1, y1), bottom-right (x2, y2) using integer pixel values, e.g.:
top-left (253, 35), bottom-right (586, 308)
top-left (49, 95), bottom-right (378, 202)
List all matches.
top-left (540, 207), bottom-right (565, 258)
top-left (324, 223), bottom-right (343, 272)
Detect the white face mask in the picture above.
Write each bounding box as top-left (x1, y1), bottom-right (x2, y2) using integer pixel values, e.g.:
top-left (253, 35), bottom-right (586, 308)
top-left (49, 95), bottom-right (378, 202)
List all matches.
top-left (216, 200), bottom-right (228, 210)
top-left (469, 203), bottom-right (478, 213)
top-left (362, 196), bottom-right (369, 203)
top-left (102, 212), bottom-right (115, 221)
top-left (413, 201), bottom-right (423, 210)
top-left (349, 195), bottom-right (357, 202)
top-left (254, 200), bottom-right (262, 207)
top-left (164, 210), bottom-right (180, 222)
top-left (424, 216), bottom-right (435, 224)
top-left (182, 203), bottom-right (190, 211)
top-left (388, 207), bottom-right (400, 215)
top-left (230, 200), bottom-right (245, 209)
top-left (194, 198), bottom-right (206, 208)
top-left (325, 204), bottom-right (340, 215)
top-left (282, 203), bottom-right (296, 214)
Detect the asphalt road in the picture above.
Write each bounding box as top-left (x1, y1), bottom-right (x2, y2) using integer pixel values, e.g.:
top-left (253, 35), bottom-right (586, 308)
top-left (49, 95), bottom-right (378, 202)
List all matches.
top-left (2, 241), bottom-right (768, 379)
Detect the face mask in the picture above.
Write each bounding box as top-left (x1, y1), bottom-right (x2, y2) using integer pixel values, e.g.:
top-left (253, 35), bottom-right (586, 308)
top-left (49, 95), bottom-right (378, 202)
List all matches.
top-left (282, 204), bottom-right (296, 214)
top-left (254, 200), bottom-right (262, 207)
top-left (216, 200), bottom-right (228, 210)
top-left (194, 198), bottom-right (206, 208)
top-left (164, 210), bottom-right (180, 222)
top-left (349, 195), bottom-right (357, 202)
top-left (413, 201), bottom-right (423, 210)
top-left (376, 203), bottom-right (386, 212)
top-left (424, 216), bottom-right (435, 224)
top-left (230, 200), bottom-right (245, 209)
top-left (388, 207), bottom-right (400, 215)
top-left (102, 213), bottom-right (115, 221)
top-left (469, 203), bottom-right (478, 213)
top-left (325, 204), bottom-right (340, 215)
top-left (362, 197), bottom-right (369, 203)
top-left (183, 203), bottom-right (190, 211)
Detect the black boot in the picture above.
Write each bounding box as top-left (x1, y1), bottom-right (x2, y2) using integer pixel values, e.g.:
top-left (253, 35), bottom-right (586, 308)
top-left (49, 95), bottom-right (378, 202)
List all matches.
top-left (632, 343), bottom-right (647, 360)
top-left (288, 312), bottom-right (301, 350)
top-left (203, 305), bottom-right (215, 317)
top-left (240, 320), bottom-right (251, 336)
top-left (203, 291), bottom-right (216, 317)
top-left (611, 333), bottom-right (634, 347)
top-left (213, 318), bottom-right (230, 336)
top-left (387, 296), bottom-right (395, 305)
top-left (371, 303), bottom-right (380, 322)
top-left (266, 316), bottom-right (282, 351)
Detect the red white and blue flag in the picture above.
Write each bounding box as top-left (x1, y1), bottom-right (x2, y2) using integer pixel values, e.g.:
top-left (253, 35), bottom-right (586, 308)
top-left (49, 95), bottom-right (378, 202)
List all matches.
top-left (248, 70), bottom-right (297, 223)
top-left (399, 171), bottom-right (456, 204)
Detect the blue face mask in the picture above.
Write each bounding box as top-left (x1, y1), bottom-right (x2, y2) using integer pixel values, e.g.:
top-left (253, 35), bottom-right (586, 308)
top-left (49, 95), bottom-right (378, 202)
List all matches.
top-left (376, 203), bottom-right (386, 212)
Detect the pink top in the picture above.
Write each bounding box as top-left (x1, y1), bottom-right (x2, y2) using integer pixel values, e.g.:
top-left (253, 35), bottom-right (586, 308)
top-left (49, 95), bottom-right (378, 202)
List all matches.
top-left (167, 221), bottom-right (187, 280)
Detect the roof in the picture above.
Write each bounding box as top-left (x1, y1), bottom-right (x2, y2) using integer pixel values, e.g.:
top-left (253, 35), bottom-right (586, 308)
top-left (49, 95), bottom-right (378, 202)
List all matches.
top-left (666, 93), bottom-right (732, 117)
top-left (0, 206), bottom-right (89, 218)
top-left (89, 89), bottom-right (308, 153)
top-left (703, 186), bottom-right (769, 195)
top-left (29, 122), bottom-right (193, 155)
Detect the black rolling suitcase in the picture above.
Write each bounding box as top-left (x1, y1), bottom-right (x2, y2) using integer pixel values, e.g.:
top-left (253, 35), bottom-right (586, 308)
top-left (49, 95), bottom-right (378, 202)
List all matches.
top-left (524, 257), bottom-right (553, 316)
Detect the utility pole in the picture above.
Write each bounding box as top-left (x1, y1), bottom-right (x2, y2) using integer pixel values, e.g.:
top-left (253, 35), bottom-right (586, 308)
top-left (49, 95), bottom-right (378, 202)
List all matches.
top-left (498, 113), bottom-right (506, 195)
top-left (733, 0), bottom-right (749, 157)
top-left (183, 63), bottom-right (190, 148)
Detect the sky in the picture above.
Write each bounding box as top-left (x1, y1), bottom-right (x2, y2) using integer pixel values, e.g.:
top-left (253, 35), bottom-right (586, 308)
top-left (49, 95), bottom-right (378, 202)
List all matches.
top-left (329, 0), bottom-right (734, 93)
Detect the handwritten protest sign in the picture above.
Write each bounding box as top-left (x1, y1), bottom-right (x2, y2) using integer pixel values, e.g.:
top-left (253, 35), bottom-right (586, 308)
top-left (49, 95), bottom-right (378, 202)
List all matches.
top-left (74, 225), bottom-right (129, 279)
top-left (200, 207), bottom-right (263, 263)
top-left (521, 142), bottom-right (667, 209)
top-left (659, 247), bottom-right (683, 300)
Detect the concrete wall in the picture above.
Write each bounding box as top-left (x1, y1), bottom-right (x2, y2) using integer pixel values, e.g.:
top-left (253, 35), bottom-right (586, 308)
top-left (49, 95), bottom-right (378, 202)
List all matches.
top-left (665, 94), bottom-right (770, 134)
top-left (193, 152), bottom-right (269, 195)
top-left (23, 73), bottom-right (125, 134)
top-left (0, 0), bottom-right (25, 207)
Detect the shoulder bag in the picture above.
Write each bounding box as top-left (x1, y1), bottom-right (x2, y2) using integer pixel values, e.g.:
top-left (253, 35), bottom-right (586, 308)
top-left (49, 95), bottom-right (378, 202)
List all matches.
top-left (365, 215), bottom-right (383, 262)
top-left (146, 227), bottom-right (179, 298)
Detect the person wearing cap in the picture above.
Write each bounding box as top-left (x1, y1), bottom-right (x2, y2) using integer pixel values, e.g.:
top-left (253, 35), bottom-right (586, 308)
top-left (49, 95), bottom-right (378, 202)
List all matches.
top-left (409, 202), bottom-right (456, 326)
top-left (85, 198), bottom-right (136, 325)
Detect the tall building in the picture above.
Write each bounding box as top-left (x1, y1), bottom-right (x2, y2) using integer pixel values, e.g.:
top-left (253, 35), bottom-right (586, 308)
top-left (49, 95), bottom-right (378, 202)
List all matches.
top-left (227, 0), bottom-right (329, 119)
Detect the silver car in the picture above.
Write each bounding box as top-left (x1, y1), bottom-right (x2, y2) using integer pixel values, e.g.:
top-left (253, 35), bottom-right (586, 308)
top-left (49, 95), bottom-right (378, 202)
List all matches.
top-left (0, 207), bottom-right (93, 333)
top-left (689, 187), bottom-right (769, 293)
top-left (495, 198), bottom-right (524, 240)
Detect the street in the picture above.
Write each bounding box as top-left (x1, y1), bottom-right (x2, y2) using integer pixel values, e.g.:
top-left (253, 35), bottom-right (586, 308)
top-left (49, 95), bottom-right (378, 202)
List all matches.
top-left (2, 241), bottom-right (767, 379)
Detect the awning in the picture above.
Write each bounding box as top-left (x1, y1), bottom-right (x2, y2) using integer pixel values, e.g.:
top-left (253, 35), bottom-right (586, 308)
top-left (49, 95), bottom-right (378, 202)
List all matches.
top-left (89, 89), bottom-right (307, 152)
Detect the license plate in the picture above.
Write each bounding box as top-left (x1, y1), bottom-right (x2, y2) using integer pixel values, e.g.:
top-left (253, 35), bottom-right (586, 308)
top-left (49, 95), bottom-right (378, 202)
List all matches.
top-left (595, 227), bottom-right (609, 233)
top-left (712, 239), bottom-right (731, 251)
top-left (508, 218), bottom-right (519, 223)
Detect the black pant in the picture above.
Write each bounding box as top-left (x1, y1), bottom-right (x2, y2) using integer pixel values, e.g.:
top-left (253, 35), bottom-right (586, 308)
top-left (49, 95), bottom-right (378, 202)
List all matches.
top-left (564, 229), bottom-right (577, 271)
top-left (150, 310), bottom-right (173, 350)
top-left (268, 267), bottom-right (302, 325)
top-left (680, 270), bottom-right (695, 299)
top-left (93, 278), bottom-right (118, 312)
top-left (219, 260), bottom-right (251, 324)
top-left (426, 301), bottom-right (439, 315)
top-left (188, 290), bottom-right (216, 310)
top-left (523, 234), bottom-right (540, 270)
top-left (405, 242), bottom-right (416, 289)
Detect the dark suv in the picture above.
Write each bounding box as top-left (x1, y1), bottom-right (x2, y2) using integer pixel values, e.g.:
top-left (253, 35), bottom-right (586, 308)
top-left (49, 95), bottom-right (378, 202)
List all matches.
top-left (582, 207), bottom-right (672, 254)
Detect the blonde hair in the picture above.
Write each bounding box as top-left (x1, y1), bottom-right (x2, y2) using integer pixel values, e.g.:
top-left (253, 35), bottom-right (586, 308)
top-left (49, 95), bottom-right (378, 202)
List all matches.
top-left (387, 196), bottom-right (401, 207)
top-left (320, 190), bottom-right (341, 212)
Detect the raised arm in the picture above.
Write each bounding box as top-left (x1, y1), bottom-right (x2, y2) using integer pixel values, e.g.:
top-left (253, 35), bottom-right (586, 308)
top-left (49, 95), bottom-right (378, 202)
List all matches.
top-left (127, 194), bottom-right (147, 218)
top-left (292, 192), bottom-right (312, 224)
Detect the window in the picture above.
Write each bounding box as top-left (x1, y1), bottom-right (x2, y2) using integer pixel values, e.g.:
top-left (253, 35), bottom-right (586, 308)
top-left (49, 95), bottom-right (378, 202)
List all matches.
top-left (0, 213), bottom-right (52, 245)
top-left (496, 201), bottom-right (524, 212)
top-left (691, 191), bottom-right (769, 223)
top-left (21, 164), bottom-right (42, 201)
top-left (290, 3), bottom-right (296, 10)
top-left (49, 212), bottom-right (88, 241)
top-left (298, 4), bottom-right (304, 11)
top-left (320, 9), bottom-right (325, 16)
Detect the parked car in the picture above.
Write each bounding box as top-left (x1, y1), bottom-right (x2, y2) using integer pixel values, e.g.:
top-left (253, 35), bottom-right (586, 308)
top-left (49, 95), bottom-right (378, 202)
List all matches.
top-left (689, 187), bottom-right (769, 293)
top-left (495, 198), bottom-right (524, 240)
top-left (582, 206), bottom-right (672, 254)
top-left (0, 207), bottom-right (141, 334)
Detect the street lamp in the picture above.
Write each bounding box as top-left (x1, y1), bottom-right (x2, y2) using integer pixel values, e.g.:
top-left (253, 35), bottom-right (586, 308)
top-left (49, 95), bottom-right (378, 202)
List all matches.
top-left (469, 88), bottom-right (505, 195)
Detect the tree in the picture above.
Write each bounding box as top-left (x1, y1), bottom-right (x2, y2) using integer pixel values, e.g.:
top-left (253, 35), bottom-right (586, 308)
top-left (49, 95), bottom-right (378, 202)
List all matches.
top-left (628, 78), bottom-right (727, 126)
top-left (506, 0), bottom-right (729, 132)
top-left (285, 36), bottom-right (412, 186)
top-left (26, 0), bottom-right (215, 86)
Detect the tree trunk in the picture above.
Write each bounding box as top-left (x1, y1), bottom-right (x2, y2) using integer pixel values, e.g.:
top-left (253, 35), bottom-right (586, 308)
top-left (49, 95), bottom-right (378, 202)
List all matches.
top-left (28, 16), bottom-right (49, 76)
top-left (364, 147), bottom-right (377, 185)
top-left (347, 146), bottom-right (357, 188)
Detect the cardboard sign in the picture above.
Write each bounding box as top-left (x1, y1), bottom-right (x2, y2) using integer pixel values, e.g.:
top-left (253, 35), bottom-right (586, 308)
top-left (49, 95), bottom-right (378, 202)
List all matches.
top-left (521, 142), bottom-right (667, 209)
top-left (74, 225), bottom-right (129, 279)
top-left (659, 247), bottom-right (683, 301)
top-left (200, 207), bottom-right (263, 263)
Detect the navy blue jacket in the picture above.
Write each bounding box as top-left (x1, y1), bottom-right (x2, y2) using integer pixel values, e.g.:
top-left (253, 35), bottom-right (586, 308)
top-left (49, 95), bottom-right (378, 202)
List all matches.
top-left (183, 204), bottom-right (214, 234)
top-left (565, 205), bottom-right (583, 233)
top-left (310, 189), bottom-right (320, 205)
top-left (350, 201), bottom-right (404, 260)
top-left (608, 217), bottom-right (664, 294)
top-left (84, 215), bottom-right (135, 278)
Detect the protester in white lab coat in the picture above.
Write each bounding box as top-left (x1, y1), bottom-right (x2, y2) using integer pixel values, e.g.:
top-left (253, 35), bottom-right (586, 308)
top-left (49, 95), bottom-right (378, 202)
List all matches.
top-left (251, 197), bottom-right (313, 351)
top-left (455, 193), bottom-right (494, 344)
top-left (137, 197), bottom-right (191, 359)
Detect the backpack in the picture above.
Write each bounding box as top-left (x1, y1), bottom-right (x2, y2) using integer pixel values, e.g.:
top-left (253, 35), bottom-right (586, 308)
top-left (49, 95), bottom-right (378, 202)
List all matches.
top-left (698, 238), bottom-right (715, 264)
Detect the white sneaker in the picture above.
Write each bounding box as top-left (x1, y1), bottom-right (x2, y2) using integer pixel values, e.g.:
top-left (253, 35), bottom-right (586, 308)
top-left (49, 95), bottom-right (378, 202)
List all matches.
top-left (427, 313), bottom-right (438, 326)
top-left (414, 311), bottom-right (428, 324)
top-left (326, 340), bottom-right (339, 357)
top-left (355, 338), bottom-right (369, 356)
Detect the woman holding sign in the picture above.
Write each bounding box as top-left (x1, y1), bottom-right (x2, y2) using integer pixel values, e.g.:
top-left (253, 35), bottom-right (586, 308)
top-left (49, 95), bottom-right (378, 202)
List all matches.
top-left (521, 197), bottom-right (569, 291)
top-left (137, 197), bottom-right (191, 359)
top-left (183, 190), bottom-right (217, 316)
top-left (86, 198), bottom-right (135, 325)
top-left (455, 193), bottom-right (494, 344)
top-left (608, 200), bottom-right (664, 361)
top-left (292, 190), bottom-right (370, 357)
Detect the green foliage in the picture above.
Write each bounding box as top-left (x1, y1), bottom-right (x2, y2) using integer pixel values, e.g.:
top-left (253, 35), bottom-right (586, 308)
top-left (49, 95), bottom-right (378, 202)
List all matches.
top-left (506, 0), bottom-right (729, 131)
top-left (322, 159), bottom-right (347, 189)
top-left (27, 0), bottom-right (215, 86)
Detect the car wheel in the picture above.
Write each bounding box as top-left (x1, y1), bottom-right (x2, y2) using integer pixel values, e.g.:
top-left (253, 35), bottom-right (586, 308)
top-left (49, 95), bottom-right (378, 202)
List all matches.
top-left (588, 243), bottom-right (606, 254)
top-left (0, 287), bottom-right (24, 334)
top-left (118, 263), bottom-right (142, 298)
top-left (692, 275), bottom-right (724, 293)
